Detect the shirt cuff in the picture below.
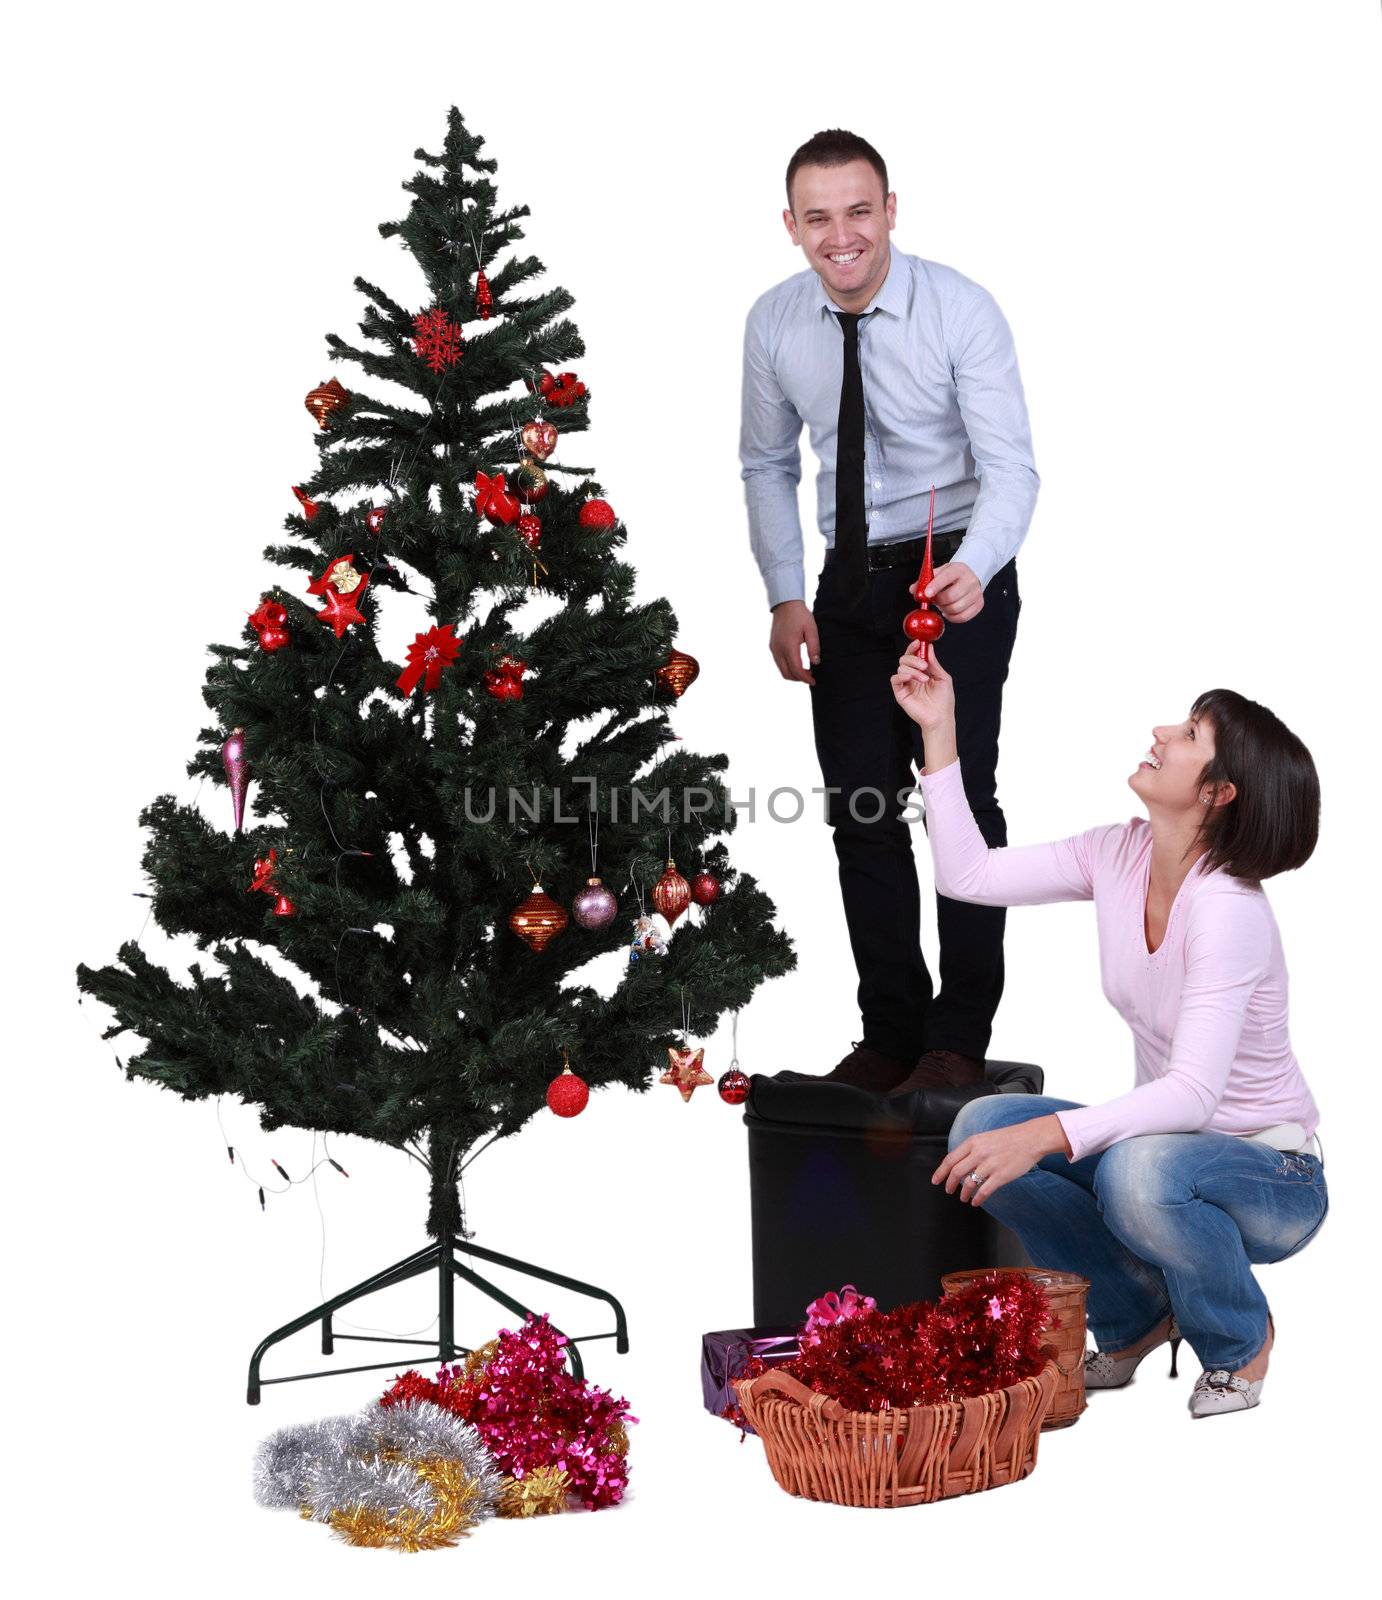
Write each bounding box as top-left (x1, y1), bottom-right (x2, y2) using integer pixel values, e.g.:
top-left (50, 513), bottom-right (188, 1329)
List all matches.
top-left (916, 755), bottom-right (964, 791)
top-left (1055, 1107), bottom-right (1096, 1164)
top-left (951, 536), bottom-right (1001, 592)
top-left (762, 562), bottom-right (805, 609)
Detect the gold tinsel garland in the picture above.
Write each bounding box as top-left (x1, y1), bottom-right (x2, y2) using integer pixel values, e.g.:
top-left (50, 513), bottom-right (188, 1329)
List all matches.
top-left (326, 1453), bottom-right (494, 1549)
top-left (497, 1466), bottom-right (571, 1518)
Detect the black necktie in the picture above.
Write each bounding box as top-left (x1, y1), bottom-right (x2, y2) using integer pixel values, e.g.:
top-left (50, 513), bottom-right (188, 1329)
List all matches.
top-left (833, 310), bottom-right (868, 607)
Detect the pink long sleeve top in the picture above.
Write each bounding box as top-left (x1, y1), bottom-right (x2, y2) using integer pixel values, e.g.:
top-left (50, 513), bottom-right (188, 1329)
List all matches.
top-left (918, 760), bottom-right (1319, 1161)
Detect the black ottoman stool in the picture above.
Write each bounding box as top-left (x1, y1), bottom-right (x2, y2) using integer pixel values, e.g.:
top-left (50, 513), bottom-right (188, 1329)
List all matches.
top-left (745, 1061), bottom-right (1043, 1324)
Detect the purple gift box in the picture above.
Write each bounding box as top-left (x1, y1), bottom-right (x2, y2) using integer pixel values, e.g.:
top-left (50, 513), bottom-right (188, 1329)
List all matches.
top-left (701, 1326), bottom-right (800, 1431)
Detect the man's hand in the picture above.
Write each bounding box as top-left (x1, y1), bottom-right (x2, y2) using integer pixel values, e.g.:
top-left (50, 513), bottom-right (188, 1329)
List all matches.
top-left (932, 1114), bottom-right (1072, 1206)
top-left (925, 561), bottom-right (984, 623)
top-left (769, 599), bottom-right (820, 686)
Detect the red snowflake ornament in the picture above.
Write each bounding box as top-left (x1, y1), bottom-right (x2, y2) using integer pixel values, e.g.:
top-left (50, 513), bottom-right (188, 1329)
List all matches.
top-left (411, 304), bottom-right (464, 373)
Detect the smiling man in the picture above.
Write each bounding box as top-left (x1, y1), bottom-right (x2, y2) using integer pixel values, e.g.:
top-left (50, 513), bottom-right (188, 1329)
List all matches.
top-left (740, 128), bottom-right (1039, 1093)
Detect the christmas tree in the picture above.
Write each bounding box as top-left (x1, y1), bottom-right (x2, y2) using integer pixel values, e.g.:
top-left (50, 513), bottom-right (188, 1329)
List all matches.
top-left (77, 107), bottom-right (794, 1245)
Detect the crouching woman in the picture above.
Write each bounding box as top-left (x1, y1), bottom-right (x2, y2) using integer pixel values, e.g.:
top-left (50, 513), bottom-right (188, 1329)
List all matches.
top-left (890, 641), bottom-right (1326, 1419)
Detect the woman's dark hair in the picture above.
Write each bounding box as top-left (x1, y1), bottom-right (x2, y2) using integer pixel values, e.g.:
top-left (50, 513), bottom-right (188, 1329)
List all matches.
top-left (1190, 689), bottom-right (1319, 881)
top-left (786, 130), bottom-right (888, 210)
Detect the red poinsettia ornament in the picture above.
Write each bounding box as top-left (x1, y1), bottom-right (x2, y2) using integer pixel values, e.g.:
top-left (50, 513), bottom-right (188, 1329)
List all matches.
top-left (396, 623), bottom-right (462, 696)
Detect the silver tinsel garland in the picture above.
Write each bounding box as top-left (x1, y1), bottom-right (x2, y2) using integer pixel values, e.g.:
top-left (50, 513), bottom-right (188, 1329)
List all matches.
top-left (252, 1398), bottom-right (499, 1527)
top-left (303, 1451), bottom-right (438, 1525)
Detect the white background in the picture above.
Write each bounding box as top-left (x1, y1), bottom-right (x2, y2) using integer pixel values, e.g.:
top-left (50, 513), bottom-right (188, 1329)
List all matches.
top-left (6, 0), bottom-right (1379, 1591)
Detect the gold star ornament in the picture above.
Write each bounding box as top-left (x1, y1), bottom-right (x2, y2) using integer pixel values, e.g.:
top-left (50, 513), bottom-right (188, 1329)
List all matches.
top-left (661, 1045), bottom-right (712, 1103)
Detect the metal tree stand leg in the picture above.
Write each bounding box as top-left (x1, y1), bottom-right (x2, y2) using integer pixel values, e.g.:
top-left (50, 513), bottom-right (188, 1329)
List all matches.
top-left (246, 1235), bottom-right (629, 1404)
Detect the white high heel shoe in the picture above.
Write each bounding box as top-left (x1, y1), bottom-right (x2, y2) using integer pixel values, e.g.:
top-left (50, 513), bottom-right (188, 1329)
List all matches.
top-left (1188, 1313), bottom-right (1272, 1419)
top-left (1083, 1317), bottom-right (1182, 1390)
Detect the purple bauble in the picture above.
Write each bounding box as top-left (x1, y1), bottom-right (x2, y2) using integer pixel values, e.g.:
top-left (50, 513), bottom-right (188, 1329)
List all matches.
top-left (221, 726), bottom-right (251, 834)
top-left (572, 875), bottom-right (618, 930)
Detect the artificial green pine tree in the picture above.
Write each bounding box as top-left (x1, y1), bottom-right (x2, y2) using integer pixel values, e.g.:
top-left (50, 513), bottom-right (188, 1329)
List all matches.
top-left (77, 107), bottom-right (794, 1247)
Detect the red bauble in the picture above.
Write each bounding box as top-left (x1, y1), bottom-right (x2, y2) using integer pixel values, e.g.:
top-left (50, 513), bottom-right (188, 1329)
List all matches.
top-left (509, 885), bottom-right (569, 951)
top-left (578, 498), bottom-right (617, 532)
top-left (249, 598), bottom-right (290, 653)
top-left (655, 647), bottom-right (700, 699)
top-left (476, 470), bottom-right (521, 527)
top-left (517, 459), bottom-right (549, 502)
top-left (272, 893), bottom-right (297, 918)
top-left (546, 1066), bottom-right (589, 1118)
top-left (475, 269), bottom-right (493, 321)
top-left (652, 859), bottom-right (691, 927)
top-left (903, 607), bottom-right (945, 645)
top-left (483, 655), bottom-right (527, 701)
top-left (690, 870), bottom-right (721, 906)
top-left (366, 506), bottom-right (387, 534)
top-left (520, 419), bottom-right (558, 461)
top-left (304, 378), bottom-right (349, 429)
top-left (516, 513), bottom-right (542, 550)
top-left (291, 485), bottom-right (320, 520)
top-left (717, 1068), bottom-right (751, 1106)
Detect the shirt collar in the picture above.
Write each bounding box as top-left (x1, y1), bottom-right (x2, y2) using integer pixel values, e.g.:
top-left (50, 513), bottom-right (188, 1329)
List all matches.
top-left (814, 243), bottom-right (907, 320)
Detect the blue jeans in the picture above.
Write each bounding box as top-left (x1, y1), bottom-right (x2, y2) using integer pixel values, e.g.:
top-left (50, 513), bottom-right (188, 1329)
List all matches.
top-left (950, 1095), bottom-right (1329, 1370)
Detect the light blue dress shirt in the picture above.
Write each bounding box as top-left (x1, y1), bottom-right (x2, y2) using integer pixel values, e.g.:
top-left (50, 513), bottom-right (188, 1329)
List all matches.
top-left (739, 244), bottom-right (1039, 609)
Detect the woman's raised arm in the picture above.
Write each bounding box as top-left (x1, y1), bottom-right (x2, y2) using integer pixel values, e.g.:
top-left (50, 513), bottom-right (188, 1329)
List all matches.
top-left (893, 642), bottom-right (1112, 907)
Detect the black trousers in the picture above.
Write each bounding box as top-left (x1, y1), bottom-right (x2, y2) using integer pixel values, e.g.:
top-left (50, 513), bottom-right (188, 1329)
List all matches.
top-left (808, 554), bottom-right (1021, 1062)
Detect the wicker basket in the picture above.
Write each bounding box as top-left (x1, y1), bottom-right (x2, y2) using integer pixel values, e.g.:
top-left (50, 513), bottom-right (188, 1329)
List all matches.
top-left (732, 1362), bottom-right (1057, 1508)
top-left (941, 1267), bottom-right (1090, 1429)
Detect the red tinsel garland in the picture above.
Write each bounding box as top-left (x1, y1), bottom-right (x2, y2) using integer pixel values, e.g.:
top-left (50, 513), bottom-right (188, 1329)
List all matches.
top-left (380, 1314), bottom-right (636, 1510)
top-left (742, 1271), bottom-right (1053, 1414)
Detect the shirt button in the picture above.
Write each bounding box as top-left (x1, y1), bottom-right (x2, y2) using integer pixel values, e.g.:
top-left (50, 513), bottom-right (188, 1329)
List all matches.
top-left (872, 480), bottom-right (881, 488)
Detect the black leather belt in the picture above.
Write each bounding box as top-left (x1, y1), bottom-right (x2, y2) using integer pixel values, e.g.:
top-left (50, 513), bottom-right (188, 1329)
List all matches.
top-left (824, 527), bottom-right (966, 572)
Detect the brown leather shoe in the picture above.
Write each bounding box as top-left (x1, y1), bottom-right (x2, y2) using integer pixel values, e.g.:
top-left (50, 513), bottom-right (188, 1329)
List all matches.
top-left (821, 1039), bottom-right (914, 1093)
top-left (887, 1048), bottom-right (987, 1094)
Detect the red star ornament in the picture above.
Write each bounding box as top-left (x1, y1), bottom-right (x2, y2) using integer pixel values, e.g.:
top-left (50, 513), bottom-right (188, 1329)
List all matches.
top-left (661, 1045), bottom-right (712, 1103)
top-left (316, 583), bottom-right (368, 638)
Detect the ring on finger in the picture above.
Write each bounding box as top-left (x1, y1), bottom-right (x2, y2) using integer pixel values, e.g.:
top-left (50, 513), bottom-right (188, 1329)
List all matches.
top-left (963, 1170), bottom-right (982, 1186)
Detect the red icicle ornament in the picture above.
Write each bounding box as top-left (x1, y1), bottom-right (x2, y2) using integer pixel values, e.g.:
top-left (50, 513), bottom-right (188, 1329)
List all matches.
top-left (475, 269), bottom-right (492, 320)
top-left (221, 728), bottom-right (251, 833)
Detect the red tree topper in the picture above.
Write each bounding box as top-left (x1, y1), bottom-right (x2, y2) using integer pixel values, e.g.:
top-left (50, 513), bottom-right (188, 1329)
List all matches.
top-left (902, 486), bottom-right (946, 659)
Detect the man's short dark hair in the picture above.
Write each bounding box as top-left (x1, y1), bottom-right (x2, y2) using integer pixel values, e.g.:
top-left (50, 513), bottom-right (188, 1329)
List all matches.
top-left (786, 130), bottom-right (889, 210)
top-left (1190, 688), bottom-right (1320, 881)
